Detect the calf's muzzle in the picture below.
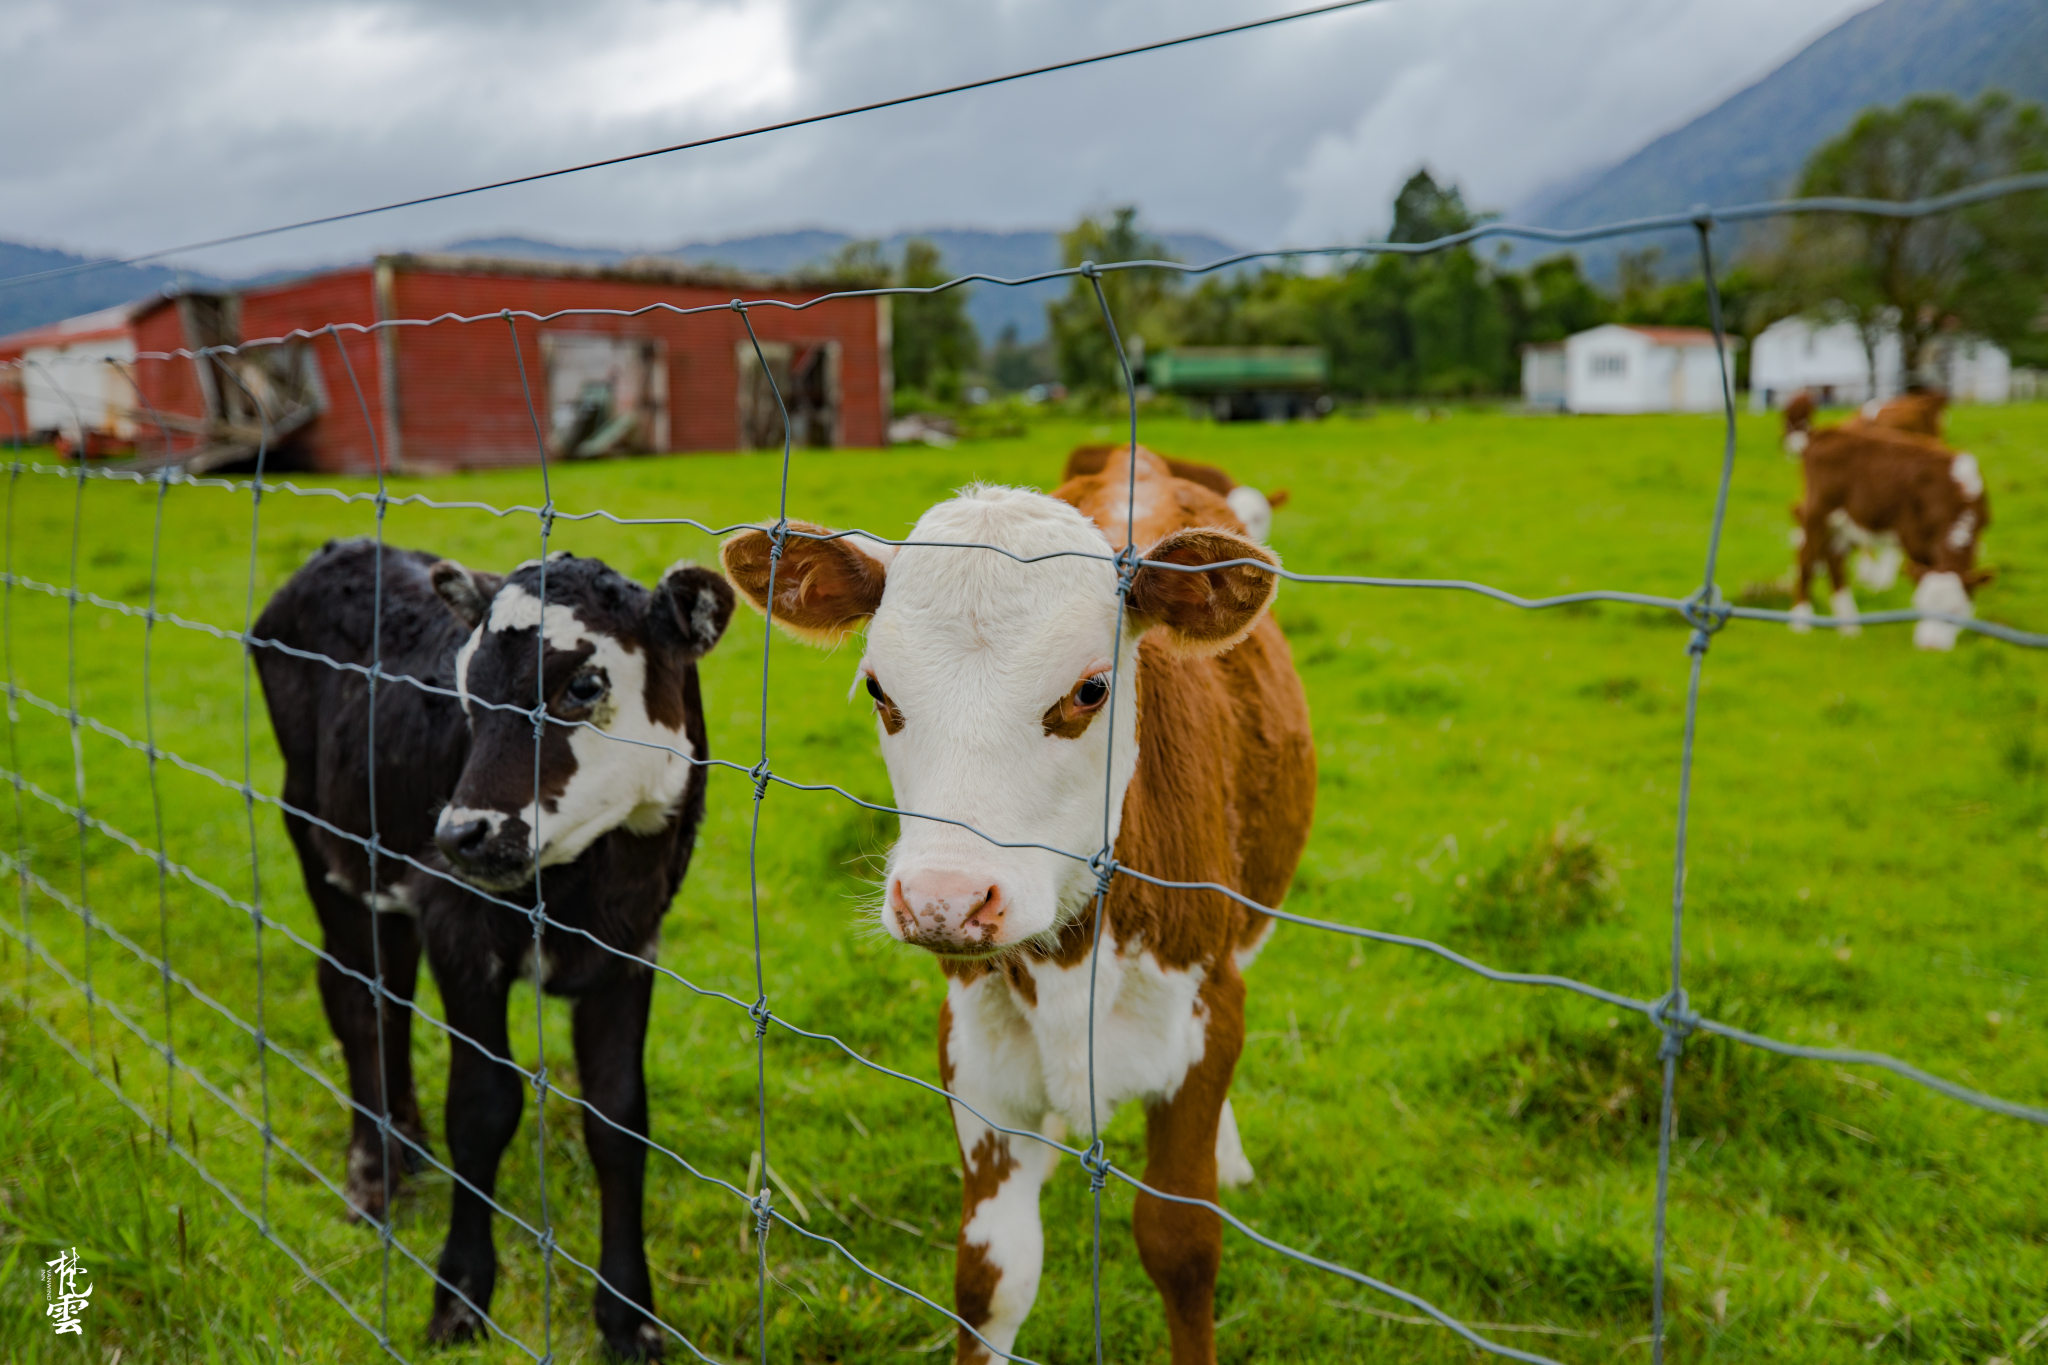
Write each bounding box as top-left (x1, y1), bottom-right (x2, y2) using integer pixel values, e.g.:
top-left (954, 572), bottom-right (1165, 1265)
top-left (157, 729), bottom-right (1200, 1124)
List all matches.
top-left (888, 871), bottom-right (1008, 954)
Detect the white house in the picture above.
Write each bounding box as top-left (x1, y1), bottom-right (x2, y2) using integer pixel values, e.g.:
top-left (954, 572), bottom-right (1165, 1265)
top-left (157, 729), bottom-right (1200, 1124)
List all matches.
top-left (1750, 316), bottom-right (1902, 412)
top-left (1564, 324), bottom-right (1727, 414)
top-left (1937, 336), bottom-right (2011, 403)
top-left (6, 304), bottom-right (140, 447)
top-left (1750, 314), bottom-right (2011, 411)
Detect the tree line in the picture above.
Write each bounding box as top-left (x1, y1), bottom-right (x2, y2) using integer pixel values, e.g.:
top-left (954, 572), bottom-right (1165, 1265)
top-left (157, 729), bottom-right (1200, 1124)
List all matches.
top-left (847, 90), bottom-right (2047, 407)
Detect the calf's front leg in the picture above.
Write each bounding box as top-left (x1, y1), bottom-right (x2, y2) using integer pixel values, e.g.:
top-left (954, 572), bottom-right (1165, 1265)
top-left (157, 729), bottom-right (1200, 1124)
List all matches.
top-left (573, 970), bottom-right (663, 1359)
top-left (1134, 976), bottom-right (1244, 1365)
top-left (426, 969), bottom-right (521, 1345)
top-left (943, 998), bottom-right (1058, 1364)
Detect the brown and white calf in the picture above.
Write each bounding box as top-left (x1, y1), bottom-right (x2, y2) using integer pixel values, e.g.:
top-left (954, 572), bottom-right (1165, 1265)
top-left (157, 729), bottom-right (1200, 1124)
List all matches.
top-left (1852, 388), bottom-right (1946, 439)
top-left (721, 447), bottom-right (1314, 1364)
top-left (1060, 444), bottom-right (1291, 543)
top-left (1782, 386), bottom-right (1947, 457)
top-left (1785, 414), bottom-right (1992, 649)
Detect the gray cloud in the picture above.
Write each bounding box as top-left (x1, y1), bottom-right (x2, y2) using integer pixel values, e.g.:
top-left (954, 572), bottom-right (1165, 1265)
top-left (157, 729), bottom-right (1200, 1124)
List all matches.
top-left (0, 0), bottom-right (1874, 277)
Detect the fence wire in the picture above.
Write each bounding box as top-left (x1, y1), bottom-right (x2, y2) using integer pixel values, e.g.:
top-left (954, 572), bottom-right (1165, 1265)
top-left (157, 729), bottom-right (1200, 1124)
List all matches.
top-left (3, 170), bottom-right (2045, 1365)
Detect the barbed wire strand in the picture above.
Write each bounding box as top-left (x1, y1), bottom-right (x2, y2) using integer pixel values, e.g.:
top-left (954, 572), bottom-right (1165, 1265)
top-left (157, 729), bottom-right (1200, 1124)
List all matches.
top-left (329, 322), bottom-right (403, 1347)
top-left (115, 358), bottom-right (184, 1149)
top-left (735, 300), bottom-right (792, 1365)
top-left (4, 401), bottom-right (28, 1098)
top-left (0, 0), bottom-right (1394, 296)
top-left (4, 166), bottom-right (2041, 386)
top-left (506, 305), bottom-right (564, 1362)
top-left (44, 365), bottom-right (106, 1086)
top-left (218, 354), bottom-right (282, 1234)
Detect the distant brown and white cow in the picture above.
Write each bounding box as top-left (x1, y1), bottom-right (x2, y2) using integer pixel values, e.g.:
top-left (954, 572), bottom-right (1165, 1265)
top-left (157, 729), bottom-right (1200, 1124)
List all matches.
top-left (721, 447), bottom-right (1314, 1364)
top-left (1782, 386), bottom-right (1947, 455)
top-left (1061, 444), bottom-right (1290, 543)
top-left (1784, 406), bottom-right (1992, 649)
top-left (1854, 388), bottom-right (1946, 439)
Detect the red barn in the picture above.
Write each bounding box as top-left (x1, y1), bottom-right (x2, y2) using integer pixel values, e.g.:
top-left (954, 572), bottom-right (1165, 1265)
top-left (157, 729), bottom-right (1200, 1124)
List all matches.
top-left (130, 254), bottom-right (892, 473)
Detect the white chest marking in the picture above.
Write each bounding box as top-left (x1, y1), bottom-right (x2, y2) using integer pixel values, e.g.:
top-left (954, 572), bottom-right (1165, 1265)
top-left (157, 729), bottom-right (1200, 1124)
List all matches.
top-left (947, 934), bottom-right (1209, 1134)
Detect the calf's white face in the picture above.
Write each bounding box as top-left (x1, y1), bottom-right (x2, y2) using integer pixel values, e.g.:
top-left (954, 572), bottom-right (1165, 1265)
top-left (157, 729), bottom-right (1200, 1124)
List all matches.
top-left (429, 555), bottom-right (733, 891)
top-left (722, 486), bottom-right (1277, 957)
top-left (863, 490), bottom-right (1138, 953)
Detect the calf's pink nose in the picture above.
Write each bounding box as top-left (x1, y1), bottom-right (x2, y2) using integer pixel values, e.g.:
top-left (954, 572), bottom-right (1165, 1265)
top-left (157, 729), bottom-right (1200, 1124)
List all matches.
top-left (889, 872), bottom-right (1006, 950)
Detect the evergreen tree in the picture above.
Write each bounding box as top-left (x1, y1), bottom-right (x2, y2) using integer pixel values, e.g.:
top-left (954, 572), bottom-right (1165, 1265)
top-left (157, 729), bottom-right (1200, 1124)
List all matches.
top-left (891, 239), bottom-right (978, 402)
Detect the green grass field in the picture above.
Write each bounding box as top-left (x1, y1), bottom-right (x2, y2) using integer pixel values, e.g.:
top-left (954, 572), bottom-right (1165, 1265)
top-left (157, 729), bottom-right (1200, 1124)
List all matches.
top-left (0, 403), bottom-right (2043, 1363)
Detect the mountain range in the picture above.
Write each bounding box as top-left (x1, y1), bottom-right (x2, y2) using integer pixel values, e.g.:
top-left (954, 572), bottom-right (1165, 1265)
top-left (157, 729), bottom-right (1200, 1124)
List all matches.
top-left (1518, 0), bottom-right (2048, 273)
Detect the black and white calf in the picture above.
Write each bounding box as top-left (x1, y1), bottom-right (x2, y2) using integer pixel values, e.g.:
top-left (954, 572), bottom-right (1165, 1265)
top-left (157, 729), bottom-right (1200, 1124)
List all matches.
top-left (254, 539), bottom-right (733, 1358)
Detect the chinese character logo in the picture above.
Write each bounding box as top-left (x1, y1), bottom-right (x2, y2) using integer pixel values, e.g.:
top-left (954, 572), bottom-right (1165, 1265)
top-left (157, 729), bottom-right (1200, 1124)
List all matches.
top-left (43, 1247), bottom-right (92, 1335)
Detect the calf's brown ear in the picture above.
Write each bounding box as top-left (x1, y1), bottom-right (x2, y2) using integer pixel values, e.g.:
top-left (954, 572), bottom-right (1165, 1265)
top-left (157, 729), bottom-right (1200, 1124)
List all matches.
top-left (719, 523), bottom-right (890, 647)
top-left (651, 563), bottom-right (736, 658)
top-left (1125, 527), bottom-right (1279, 656)
top-left (430, 559), bottom-right (491, 628)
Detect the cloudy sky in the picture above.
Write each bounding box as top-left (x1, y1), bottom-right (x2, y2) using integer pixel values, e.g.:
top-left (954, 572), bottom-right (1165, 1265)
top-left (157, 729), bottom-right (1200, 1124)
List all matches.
top-left (3, 0), bottom-right (1875, 277)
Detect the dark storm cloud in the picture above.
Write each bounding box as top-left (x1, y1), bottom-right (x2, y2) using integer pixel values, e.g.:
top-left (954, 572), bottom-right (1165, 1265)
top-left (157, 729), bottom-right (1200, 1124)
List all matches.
top-left (0, 0), bottom-right (1873, 276)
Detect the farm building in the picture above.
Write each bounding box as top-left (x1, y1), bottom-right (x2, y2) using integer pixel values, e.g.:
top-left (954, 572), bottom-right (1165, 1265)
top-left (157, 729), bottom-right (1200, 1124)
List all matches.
top-left (1749, 315), bottom-right (2012, 411)
top-left (118, 254), bottom-right (892, 472)
top-left (1749, 316), bottom-right (1903, 412)
top-left (1562, 324), bottom-right (1727, 414)
top-left (0, 305), bottom-right (141, 454)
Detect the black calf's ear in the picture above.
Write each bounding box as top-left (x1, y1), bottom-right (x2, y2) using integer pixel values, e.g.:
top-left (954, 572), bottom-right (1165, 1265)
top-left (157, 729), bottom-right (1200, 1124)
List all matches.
top-left (652, 563), bottom-right (736, 657)
top-left (430, 559), bottom-right (490, 628)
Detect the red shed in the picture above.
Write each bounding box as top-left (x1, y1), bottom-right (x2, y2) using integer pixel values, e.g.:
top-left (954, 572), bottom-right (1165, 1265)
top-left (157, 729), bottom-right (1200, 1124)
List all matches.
top-left (131, 254), bottom-right (893, 473)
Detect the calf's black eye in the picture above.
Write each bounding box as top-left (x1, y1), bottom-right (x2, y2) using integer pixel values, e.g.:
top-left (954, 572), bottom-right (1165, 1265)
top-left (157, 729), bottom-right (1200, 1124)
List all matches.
top-left (565, 671), bottom-right (608, 708)
top-left (1075, 674), bottom-right (1109, 708)
top-left (865, 675), bottom-right (886, 703)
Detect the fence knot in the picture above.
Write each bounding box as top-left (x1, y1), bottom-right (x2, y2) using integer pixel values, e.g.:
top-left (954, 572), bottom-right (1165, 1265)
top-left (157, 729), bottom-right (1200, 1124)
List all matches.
top-left (1650, 990), bottom-right (1699, 1061)
top-left (1087, 847), bottom-right (1119, 900)
top-left (729, 298), bottom-right (747, 313)
top-left (1078, 259), bottom-right (1100, 279)
top-left (766, 518), bottom-right (789, 564)
top-left (1112, 542), bottom-right (1141, 598)
top-left (748, 758), bottom-right (773, 803)
top-left (1080, 1140), bottom-right (1110, 1192)
top-left (538, 500), bottom-right (557, 539)
top-left (534, 1224), bottom-right (558, 1259)
top-left (531, 1062), bottom-right (549, 1095)
top-left (1680, 586), bottom-right (1729, 656)
top-left (750, 1186), bottom-right (774, 1234)
top-left (748, 995), bottom-right (772, 1038)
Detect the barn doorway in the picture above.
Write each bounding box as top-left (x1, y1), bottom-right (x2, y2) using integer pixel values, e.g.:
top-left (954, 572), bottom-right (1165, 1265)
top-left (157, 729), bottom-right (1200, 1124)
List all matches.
top-left (737, 341), bottom-right (841, 450)
top-left (542, 333), bottom-right (668, 458)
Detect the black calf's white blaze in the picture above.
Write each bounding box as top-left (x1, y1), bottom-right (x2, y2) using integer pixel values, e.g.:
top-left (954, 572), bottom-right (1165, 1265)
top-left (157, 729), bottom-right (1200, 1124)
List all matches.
top-left (254, 540), bottom-right (733, 1360)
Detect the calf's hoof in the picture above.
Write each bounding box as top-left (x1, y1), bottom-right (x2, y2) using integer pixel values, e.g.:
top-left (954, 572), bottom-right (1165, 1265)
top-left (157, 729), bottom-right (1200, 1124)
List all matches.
top-left (600, 1319), bottom-right (667, 1361)
top-left (342, 1145), bottom-right (399, 1223)
top-left (427, 1296), bottom-right (486, 1345)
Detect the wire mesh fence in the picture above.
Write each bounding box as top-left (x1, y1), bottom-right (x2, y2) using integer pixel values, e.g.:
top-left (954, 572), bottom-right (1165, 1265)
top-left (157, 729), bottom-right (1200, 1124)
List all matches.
top-left (3, 122), bottom-right (2045, 1365)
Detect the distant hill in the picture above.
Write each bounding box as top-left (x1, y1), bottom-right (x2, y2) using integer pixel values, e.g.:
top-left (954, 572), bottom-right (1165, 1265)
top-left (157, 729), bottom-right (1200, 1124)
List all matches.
top-left (444, 227), bottom-right (1246, 346)
top-left (1519, 0), bottom-right (2048, 274)
top-left (0, 242), bottom-right (227, 339)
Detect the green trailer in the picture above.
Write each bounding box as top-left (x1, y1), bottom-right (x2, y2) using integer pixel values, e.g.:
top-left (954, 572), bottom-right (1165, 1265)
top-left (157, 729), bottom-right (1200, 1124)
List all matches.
top-left (1144, 346), bottom-right (1330, 421)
